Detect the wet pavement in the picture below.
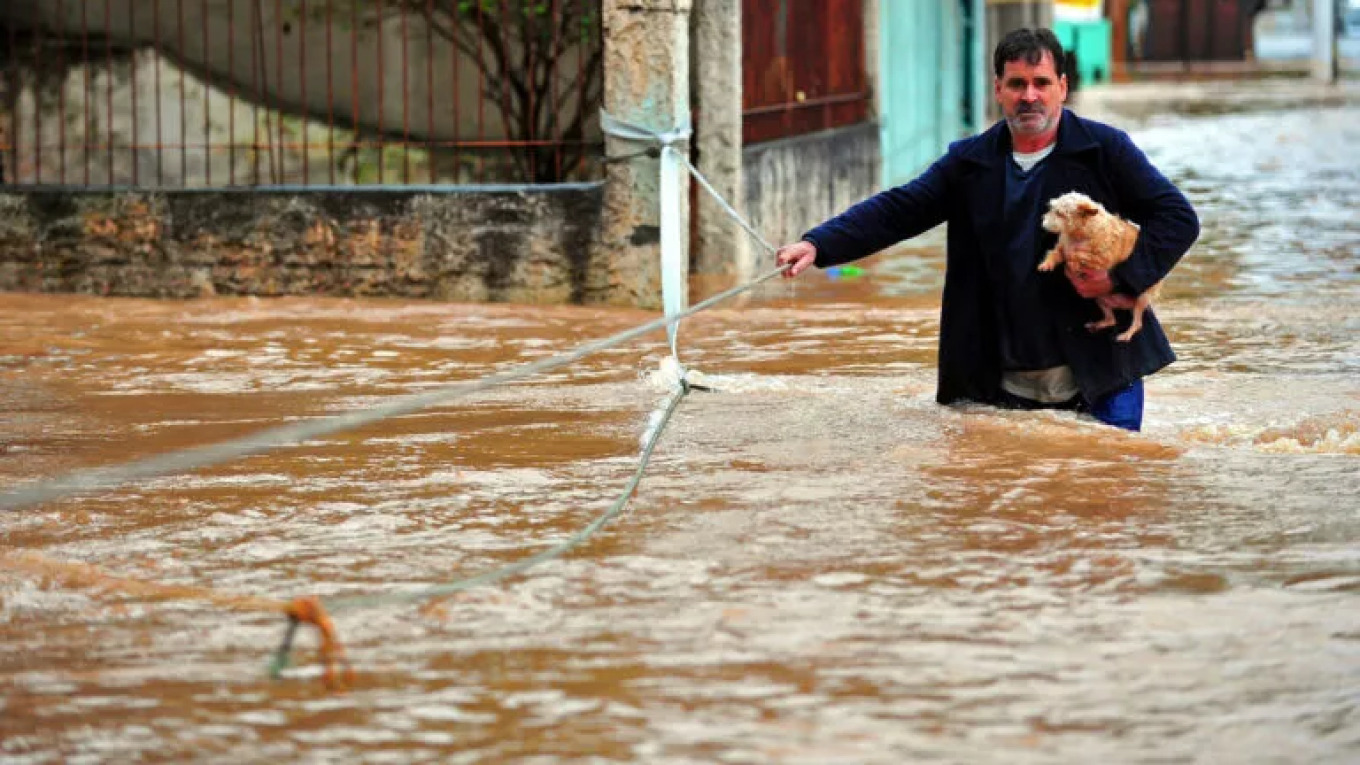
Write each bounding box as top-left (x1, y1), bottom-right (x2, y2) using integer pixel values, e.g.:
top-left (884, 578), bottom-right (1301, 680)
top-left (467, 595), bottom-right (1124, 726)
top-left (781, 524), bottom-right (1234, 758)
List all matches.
top-left (2, 93), bottom-right (1359, 763)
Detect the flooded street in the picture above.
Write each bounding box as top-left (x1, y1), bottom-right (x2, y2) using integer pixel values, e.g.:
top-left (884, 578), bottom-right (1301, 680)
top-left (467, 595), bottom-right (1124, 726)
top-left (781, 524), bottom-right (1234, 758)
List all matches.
top-left (3, 101), bottom-right (1359, 763)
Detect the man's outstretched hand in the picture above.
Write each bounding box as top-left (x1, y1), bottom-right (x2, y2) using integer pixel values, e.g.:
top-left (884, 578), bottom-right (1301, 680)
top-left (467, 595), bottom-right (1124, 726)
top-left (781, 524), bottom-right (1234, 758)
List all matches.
top-left (775, 241), bottom-right (818, 279)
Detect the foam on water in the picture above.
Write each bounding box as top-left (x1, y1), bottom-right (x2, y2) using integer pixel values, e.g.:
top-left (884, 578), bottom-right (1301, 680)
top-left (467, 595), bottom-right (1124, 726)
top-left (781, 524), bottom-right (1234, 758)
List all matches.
top-left (642, 355), bottom-right (798, 395)
top-left (1181, 409), bottom-right (1360, 454)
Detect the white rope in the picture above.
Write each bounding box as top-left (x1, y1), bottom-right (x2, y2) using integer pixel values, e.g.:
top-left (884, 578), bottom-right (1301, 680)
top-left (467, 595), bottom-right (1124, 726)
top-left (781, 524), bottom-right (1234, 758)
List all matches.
top-left (1, 115), bottom-right (789, 515)
top-left (0, 264), bottom-right (788, 514)
top-left (598, 111), bottom-right (692, 149)
top-left (679, 153), bottom-right (779, 256)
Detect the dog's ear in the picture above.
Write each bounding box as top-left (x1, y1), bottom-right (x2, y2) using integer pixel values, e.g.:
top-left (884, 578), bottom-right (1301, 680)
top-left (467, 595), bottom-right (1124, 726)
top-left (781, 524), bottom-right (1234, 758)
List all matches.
top-left (1076, 200), bottom-right (1101, 217)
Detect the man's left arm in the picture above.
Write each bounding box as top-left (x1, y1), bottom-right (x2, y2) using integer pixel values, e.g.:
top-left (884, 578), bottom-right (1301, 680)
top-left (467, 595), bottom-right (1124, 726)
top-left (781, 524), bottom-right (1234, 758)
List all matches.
top-left (1104, 131), bottom-right (1200, 295)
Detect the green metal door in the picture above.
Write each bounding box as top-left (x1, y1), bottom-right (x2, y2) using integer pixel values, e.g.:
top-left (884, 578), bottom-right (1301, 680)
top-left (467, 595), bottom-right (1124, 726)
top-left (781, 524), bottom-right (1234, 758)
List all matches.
top-left (879, 0), bottom-right (973, 187)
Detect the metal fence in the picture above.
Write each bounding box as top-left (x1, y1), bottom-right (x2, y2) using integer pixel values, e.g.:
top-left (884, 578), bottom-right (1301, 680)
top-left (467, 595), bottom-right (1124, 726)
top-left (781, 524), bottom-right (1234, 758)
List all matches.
top-left (0, 1), bottom-right (604, 188)
top-left (741, 0), bottom-right (870, 145)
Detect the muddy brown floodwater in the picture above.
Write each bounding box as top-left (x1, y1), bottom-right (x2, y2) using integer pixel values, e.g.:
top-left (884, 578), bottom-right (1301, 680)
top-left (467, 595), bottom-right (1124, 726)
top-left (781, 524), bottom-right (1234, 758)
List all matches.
top-left (2, 103), bottom-right (1359, 763)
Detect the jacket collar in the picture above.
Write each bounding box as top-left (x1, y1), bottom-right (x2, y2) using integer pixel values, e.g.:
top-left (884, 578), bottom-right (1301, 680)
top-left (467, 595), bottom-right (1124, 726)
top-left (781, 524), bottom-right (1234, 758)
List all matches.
top-left (957, 108), bottom-right (1100, 168)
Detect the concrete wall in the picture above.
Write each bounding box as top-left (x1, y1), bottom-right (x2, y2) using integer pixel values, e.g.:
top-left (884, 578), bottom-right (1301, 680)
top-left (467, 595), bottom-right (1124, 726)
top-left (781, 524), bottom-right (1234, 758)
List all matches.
top-left (0, 186), bottom-right (603, 303)
top-left (742, 122), bottom-right (881, 249)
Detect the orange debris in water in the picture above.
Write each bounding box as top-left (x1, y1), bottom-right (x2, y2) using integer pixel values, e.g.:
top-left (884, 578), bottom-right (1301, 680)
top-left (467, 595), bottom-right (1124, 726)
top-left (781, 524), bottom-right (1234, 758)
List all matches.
top-left (286, 596), bottom-right (355, 691)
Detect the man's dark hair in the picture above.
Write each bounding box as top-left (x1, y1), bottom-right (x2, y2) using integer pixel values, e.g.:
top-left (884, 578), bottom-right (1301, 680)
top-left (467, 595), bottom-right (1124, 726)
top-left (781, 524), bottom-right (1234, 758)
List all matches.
top-left (993, 28), bottom-right (1066, 78)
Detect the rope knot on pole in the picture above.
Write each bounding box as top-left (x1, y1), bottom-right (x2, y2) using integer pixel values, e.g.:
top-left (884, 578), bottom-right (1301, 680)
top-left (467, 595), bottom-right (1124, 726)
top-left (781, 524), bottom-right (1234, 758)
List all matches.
top-left (600, 110), bottom-right (694, 364)
top-left (598, 111), bottom-right (693, 151)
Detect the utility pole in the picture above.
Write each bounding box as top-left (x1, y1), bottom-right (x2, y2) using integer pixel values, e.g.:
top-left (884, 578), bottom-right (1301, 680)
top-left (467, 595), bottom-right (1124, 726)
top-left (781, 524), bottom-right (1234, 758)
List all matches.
top-left (1313, 0), bottom-right (1339, 83)
top-left (1107, 0), bottom-right (1130, 82)
top-left (690, 0), bottom-right (749, 293)
top-left (596, 0), bottom-right (693, 308)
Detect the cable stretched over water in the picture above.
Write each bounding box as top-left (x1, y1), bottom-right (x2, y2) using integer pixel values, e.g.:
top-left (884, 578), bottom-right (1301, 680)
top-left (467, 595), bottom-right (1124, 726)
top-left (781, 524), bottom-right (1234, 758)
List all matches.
top-left (266, 385), bottom-right (689, 686)
top-left (0, 265), bottom-right (789, 514)
top-left (4, 121), bottom-right (793, 686)
top-left (4, 113), bottom-right (780, 514)
top-left (333, 385), bottom-right (687, 613)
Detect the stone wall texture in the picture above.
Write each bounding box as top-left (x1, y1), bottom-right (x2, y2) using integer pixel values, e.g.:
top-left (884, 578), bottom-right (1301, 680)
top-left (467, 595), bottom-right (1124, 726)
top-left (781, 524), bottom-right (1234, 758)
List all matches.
top-left (0, 186), bottom-right (604, 304)
top-left (743, 122), bottom-right (881, 251)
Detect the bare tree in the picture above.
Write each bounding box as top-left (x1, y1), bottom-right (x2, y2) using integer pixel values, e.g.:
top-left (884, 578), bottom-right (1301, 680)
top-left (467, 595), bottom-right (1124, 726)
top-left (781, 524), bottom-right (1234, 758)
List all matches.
top-left (388, 0), bottom-right (603, 182)
top-left (2, 1), bottom-right (604, 184)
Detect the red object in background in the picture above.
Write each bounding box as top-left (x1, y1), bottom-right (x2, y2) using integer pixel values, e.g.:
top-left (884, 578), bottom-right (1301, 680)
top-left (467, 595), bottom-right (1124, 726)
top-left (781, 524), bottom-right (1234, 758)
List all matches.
top-left (742, 0), bottom-right (871, 145)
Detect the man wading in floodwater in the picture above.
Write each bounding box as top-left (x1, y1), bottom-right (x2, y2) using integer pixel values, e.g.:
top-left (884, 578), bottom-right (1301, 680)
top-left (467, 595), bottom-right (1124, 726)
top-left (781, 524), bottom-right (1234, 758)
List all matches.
top-left (775, 28), bottom-right (1199, 431)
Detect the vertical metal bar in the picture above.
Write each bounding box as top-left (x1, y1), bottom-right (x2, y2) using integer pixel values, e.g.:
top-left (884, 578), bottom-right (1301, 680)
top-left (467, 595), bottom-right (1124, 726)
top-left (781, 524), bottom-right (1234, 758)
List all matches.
top-left (426, 0), bottom-right (435, 183)
top-left (177, 0), bottom-right (187, 186)
top-left (816, 0), bottom-right (826, 129)
top-left (129, 0), bottom-right (139, 186)
top-left (326, 0), bottom-right (335, 184)
top-left (477, 0), bottom-right (486, 182)
top-left (498, 0), bottom-right (512, 180)
top-left (104, 0), bottom-right (114, 185)
top-left (4, 12), bottom-right (15, 184)
top-left (551, 0), bottom-right (560, 179)
top-left (527, 0), bottom-right (536, 181)
top-left (451, 0), bottom-right (461, 181)
top-left (376, 0), bottom-right (385, 183)
top-left (83, 0), bottom-right (92, 186)
top-left (228, 0), bottom-right (237, 185)
top-left (250, 0), bottom-right (261, 185)
top-left (1179, 0), bottom-right (1190, 69)
top-left (574, 0), bottom-right (584, 178)
top-left (202, 0), bottom-right (212, 186)
top-left (351, 0), bottom-right (360, 183)
top-left (275, 0), bottom-right (285, 183)
top-left (57, 0), bottom-right (69, 183)
top-left (32, 7), bottom-right (44, 183)
top-left (780, 0), bottom-right (791, 140)
top-left (401, 1), bottom-right (410, 183)
top-left (153, 0), bottom-right (163, 186)
top-left (300, 0), bottom-right (309, 186)
top-left (1206, 0), bottom-right (1217, 62)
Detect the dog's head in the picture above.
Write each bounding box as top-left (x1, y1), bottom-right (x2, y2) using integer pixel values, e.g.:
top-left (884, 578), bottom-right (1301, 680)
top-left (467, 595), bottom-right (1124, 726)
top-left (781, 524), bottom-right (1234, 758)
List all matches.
top-left (1042, 192), bottom-right (1106, 235)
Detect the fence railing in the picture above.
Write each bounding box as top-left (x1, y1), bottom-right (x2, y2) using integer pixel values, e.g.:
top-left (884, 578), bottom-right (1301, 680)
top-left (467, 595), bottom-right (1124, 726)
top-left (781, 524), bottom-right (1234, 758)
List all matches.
top-left (741, 0), bottom-right (870, 145)
top-left (0, 1), bottom-right (604, 188)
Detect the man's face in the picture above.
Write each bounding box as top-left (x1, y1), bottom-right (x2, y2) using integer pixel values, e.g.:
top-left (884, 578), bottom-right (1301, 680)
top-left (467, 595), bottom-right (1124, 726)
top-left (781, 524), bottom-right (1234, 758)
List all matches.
top-left (994, 51), bottom-right (1067, 139)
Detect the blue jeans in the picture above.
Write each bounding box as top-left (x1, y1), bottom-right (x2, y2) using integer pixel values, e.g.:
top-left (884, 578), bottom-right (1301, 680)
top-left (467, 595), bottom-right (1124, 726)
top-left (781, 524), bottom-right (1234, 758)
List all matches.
top-left (996, 379), bottom-right (1144, 431)
top-left (1083, 380), bottom-right (1144, 431)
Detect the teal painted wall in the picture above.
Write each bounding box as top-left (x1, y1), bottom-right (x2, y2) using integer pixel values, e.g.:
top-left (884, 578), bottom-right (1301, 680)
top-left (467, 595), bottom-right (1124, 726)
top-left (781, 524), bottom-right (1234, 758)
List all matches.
top-left (1054, 19), bottom-right (1113, 86)
top-left (879, 0), bottom-right (980, 187)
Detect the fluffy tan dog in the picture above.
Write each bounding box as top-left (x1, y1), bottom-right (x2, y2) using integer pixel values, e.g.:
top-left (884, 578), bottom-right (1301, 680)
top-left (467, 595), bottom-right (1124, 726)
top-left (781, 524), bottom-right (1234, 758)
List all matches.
top-left (1038, 191), bottom-right (1159, 343)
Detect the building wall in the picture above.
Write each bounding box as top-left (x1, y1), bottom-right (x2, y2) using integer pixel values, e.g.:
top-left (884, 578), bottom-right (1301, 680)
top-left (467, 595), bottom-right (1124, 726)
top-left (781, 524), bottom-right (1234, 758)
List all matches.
top-left (0, 186), bottom-right (603, 303)
top-left (742, 121), bottom-right (880, 249)
top-left (879, 0), bottom-right (972, 187)
top-left (0, 132), bottom-right (881, 304)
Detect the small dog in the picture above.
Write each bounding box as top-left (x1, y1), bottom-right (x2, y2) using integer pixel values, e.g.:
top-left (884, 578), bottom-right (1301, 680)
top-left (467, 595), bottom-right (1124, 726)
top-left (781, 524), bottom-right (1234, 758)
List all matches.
top-left (1038, 191), bottom-right (1159, 343)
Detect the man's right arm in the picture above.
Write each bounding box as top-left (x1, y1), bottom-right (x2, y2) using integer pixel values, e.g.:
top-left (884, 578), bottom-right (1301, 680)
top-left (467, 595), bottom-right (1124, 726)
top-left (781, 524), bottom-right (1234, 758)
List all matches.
top-left (785, 155), bottom-right (956, 276)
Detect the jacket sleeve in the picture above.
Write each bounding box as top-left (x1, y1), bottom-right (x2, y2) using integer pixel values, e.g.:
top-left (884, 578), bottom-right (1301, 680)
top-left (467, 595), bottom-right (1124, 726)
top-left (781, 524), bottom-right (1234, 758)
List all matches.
top-left (801, 154), bottom-right (954, 269)
top-left (1106, 130), bottom-right (1200, 295)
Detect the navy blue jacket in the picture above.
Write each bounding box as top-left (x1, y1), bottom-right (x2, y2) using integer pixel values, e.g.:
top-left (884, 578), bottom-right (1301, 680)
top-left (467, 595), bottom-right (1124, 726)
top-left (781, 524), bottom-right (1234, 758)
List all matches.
top-left (803, 109), bottom-right (1200, 405)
